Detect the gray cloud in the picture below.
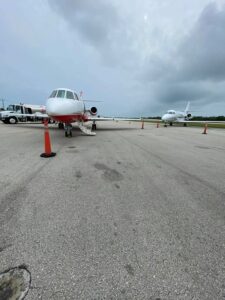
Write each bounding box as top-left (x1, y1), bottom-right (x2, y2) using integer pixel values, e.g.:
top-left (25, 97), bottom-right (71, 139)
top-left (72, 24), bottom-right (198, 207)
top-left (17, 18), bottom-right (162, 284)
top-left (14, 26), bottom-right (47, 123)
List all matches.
top-left (142, 2), bottom-right (225, 83)
top-left (140, 2), bottom-right (225, 109)
top-left (48, 0), bottom-right (119, 47)
top-left (1, 0), bottom-right (225, 116)
top-left (154, 82), bottom-right (211, 104)
top-left (48, 0), bottom-right (143, 68)
top-left (178, 2), bottom-right (225, 81)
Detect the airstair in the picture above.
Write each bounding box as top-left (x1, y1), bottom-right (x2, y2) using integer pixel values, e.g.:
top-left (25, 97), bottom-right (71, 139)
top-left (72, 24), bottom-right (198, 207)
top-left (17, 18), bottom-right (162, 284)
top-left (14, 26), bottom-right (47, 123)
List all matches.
top-left (78, 121), bottom-right (96, 136)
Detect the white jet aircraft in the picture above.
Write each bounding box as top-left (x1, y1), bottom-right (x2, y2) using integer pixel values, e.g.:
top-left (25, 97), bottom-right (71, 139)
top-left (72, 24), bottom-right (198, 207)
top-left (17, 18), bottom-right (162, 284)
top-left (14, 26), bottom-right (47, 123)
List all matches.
top-left (45, 88), bottom-right (139, 137)
top-left (161, 102), bottom-right (191, 127)
top-left (160, 102), bottom-right (225, 128)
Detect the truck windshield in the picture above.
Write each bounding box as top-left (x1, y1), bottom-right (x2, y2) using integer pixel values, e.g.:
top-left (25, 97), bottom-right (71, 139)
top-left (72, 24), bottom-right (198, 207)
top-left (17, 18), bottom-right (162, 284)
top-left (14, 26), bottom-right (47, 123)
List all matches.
top-left (7, 105), bottom-right (15, 111)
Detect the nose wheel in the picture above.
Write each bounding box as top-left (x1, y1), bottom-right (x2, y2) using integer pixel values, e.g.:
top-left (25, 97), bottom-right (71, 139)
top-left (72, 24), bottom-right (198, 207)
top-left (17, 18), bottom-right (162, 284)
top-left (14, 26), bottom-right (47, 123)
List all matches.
top-left (65, 123), bottom-right (73, 137)
top-left (58, 122), bottom-right (64, 129)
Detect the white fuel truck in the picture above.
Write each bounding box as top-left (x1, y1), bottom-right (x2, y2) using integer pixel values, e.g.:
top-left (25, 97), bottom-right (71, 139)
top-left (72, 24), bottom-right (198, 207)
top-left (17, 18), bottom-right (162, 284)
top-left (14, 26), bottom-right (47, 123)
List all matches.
top-left (0, 103), bottom-right (46, 124)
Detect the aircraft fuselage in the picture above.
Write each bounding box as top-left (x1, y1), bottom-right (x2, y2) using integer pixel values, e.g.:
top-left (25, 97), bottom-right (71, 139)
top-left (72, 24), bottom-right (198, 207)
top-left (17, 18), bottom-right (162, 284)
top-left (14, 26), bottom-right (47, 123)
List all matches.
top-left (46, 88), bottom-right (89, 123)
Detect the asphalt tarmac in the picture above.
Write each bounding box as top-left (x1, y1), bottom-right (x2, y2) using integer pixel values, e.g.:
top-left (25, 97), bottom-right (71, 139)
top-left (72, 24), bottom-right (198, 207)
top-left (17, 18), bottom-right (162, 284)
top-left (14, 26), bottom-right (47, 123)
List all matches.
top-left (0, 121), bottom-right (225, 300)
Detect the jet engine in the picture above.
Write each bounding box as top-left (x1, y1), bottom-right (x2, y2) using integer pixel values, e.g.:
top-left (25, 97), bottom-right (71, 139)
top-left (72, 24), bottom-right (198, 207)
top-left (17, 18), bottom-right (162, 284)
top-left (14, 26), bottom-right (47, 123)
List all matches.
top-left (90, 107), bottom-right (97, 115)
top-left (185, 113), bottom-right (192, 120)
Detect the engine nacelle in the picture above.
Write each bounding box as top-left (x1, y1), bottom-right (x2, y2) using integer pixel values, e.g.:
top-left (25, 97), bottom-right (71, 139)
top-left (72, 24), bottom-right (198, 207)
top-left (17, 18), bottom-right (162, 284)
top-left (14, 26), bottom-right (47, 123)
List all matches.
top-left (90, 107), bottom-right (97, 115)
top-left (185, 113), bottom-right (192, 120)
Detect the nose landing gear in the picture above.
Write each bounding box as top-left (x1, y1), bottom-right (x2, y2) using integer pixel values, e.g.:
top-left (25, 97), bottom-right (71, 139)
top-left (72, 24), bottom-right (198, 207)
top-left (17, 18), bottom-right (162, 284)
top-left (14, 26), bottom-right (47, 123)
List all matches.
top-left (65, 123), bottom-right (73, 137)
top-left (58, 122), bottom-right (64, 129)
top-left (92, 121), bottom-right (97, 131)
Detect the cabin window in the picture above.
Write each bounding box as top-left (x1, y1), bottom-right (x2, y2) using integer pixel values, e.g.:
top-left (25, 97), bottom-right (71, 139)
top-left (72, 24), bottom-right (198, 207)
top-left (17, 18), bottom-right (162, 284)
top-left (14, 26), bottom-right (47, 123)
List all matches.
top-left (74, 93), bottom-right (79, 100)
top-left (66, 91), bottom-right (75, 99)
top-left (57, 90), bottom-right (66, 98)
top-left (49, 90), bottom-right (57, 98)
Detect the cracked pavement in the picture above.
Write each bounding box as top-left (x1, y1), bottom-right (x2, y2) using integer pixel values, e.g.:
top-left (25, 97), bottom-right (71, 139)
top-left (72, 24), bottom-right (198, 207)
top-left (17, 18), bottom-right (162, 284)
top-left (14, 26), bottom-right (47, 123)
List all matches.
top-left (0, 121), bottom-right (225, 299)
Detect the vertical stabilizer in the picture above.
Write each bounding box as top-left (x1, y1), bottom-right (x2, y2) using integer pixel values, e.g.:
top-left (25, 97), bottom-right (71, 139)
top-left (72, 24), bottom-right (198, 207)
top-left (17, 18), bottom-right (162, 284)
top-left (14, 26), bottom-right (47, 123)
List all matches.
top-left (184, 101), bottom-right (190, 113)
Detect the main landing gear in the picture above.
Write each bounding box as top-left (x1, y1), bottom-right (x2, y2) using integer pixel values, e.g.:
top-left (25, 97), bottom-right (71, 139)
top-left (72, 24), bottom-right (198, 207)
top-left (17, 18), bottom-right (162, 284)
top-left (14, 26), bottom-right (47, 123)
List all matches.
top-left (65, 123), bottom-right (73, 137)
top-left (164, 122), bottom-right (173, 127)
top-left (92, 121), bottom-right (97, 131)
top-left (58, 122), bottom-right (64, 129)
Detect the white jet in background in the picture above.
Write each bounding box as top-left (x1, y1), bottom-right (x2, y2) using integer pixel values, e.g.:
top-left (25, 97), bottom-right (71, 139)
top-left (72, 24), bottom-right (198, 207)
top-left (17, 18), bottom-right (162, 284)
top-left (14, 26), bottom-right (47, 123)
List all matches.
top-left (161, 102), bottom-right (192, 127)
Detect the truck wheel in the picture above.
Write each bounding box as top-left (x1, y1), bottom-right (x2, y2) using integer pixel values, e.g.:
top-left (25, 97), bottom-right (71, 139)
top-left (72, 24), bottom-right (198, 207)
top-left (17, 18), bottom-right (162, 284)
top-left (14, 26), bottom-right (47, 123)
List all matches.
top-left (8, 117), bottom-right (17, 124)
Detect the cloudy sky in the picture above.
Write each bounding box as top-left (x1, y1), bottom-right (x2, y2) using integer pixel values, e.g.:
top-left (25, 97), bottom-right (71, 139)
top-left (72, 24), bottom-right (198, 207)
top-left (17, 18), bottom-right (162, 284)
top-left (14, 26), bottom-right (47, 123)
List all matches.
top-left (0, 0), bottom-right (225, 116)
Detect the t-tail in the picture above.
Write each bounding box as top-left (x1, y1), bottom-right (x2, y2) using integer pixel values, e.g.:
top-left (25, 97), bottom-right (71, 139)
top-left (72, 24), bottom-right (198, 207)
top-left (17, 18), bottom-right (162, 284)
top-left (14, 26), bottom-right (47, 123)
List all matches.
top-left (184, 101), bottom-right (192, 119)
top-left (184, 101), bottom-right (190, 114)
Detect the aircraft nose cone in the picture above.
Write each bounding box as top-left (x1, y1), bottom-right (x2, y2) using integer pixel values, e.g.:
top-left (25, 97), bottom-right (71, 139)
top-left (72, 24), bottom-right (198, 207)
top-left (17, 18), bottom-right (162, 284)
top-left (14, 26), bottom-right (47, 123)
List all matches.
top-left (46, 99), bottom-right (58, 116)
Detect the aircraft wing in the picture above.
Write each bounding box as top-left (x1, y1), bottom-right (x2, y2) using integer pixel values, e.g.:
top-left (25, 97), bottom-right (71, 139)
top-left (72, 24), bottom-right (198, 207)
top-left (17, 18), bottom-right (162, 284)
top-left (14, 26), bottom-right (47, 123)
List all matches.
top-left (87, 117), bottom-right (141, 122)
top-left (33, 113), bottom-right (49, 118)
top-left (176, 119), bottom-right (225, 124)
top-left (1, 112), bottom-right (49, 118)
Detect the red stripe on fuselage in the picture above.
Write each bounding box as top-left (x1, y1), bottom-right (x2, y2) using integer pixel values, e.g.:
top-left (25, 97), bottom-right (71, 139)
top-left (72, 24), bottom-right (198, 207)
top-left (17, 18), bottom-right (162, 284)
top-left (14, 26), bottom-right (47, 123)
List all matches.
top-left (50, 114), bottom-right (89, 123)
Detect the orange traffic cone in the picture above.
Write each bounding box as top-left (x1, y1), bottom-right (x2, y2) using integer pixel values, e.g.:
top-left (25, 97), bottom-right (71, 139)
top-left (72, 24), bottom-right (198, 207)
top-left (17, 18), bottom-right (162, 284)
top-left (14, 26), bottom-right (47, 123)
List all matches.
top-left (40, 120), bottom-right (56, 157)
top-left (141, 120), bottom-right (144, 129)
top-left (202, 123), bottom-right (208, 134)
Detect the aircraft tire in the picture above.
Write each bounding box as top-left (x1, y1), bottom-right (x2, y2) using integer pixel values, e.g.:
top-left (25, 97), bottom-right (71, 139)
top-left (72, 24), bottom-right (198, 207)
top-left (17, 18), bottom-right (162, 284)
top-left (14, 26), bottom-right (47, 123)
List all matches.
top-left (58, 122), bottom-right (64, 129)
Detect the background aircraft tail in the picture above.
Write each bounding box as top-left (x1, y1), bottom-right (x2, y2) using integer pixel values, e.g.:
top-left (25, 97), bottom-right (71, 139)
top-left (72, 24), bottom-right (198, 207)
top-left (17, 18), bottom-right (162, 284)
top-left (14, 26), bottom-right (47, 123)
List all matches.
top-left (184, 101), bottom-right (190, 114)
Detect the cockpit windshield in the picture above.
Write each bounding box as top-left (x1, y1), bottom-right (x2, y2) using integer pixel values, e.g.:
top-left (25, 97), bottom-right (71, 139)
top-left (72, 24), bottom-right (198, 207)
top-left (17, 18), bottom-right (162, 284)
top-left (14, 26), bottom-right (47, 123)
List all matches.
top-left (49, 89), bottom-right (78, 100)
top-left (167, 111), bottom-right (175, 114)
top-left (49, 90), bottom-right (57, 98)
top-left (66, 91), bottom-right (74, 99)
top-left (57, 90), bottom-right (66, 98)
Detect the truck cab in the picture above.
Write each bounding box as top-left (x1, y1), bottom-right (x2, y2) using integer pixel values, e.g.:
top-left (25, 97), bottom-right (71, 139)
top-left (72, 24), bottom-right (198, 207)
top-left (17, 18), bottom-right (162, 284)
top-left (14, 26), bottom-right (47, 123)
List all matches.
top-left (0, 104), bottom-right (35, 124)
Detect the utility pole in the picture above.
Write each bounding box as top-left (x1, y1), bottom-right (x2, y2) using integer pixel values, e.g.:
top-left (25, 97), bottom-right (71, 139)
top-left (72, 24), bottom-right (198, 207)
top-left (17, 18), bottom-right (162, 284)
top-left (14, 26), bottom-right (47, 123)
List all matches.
top-left (0, 99), bottom-right (5, 110)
